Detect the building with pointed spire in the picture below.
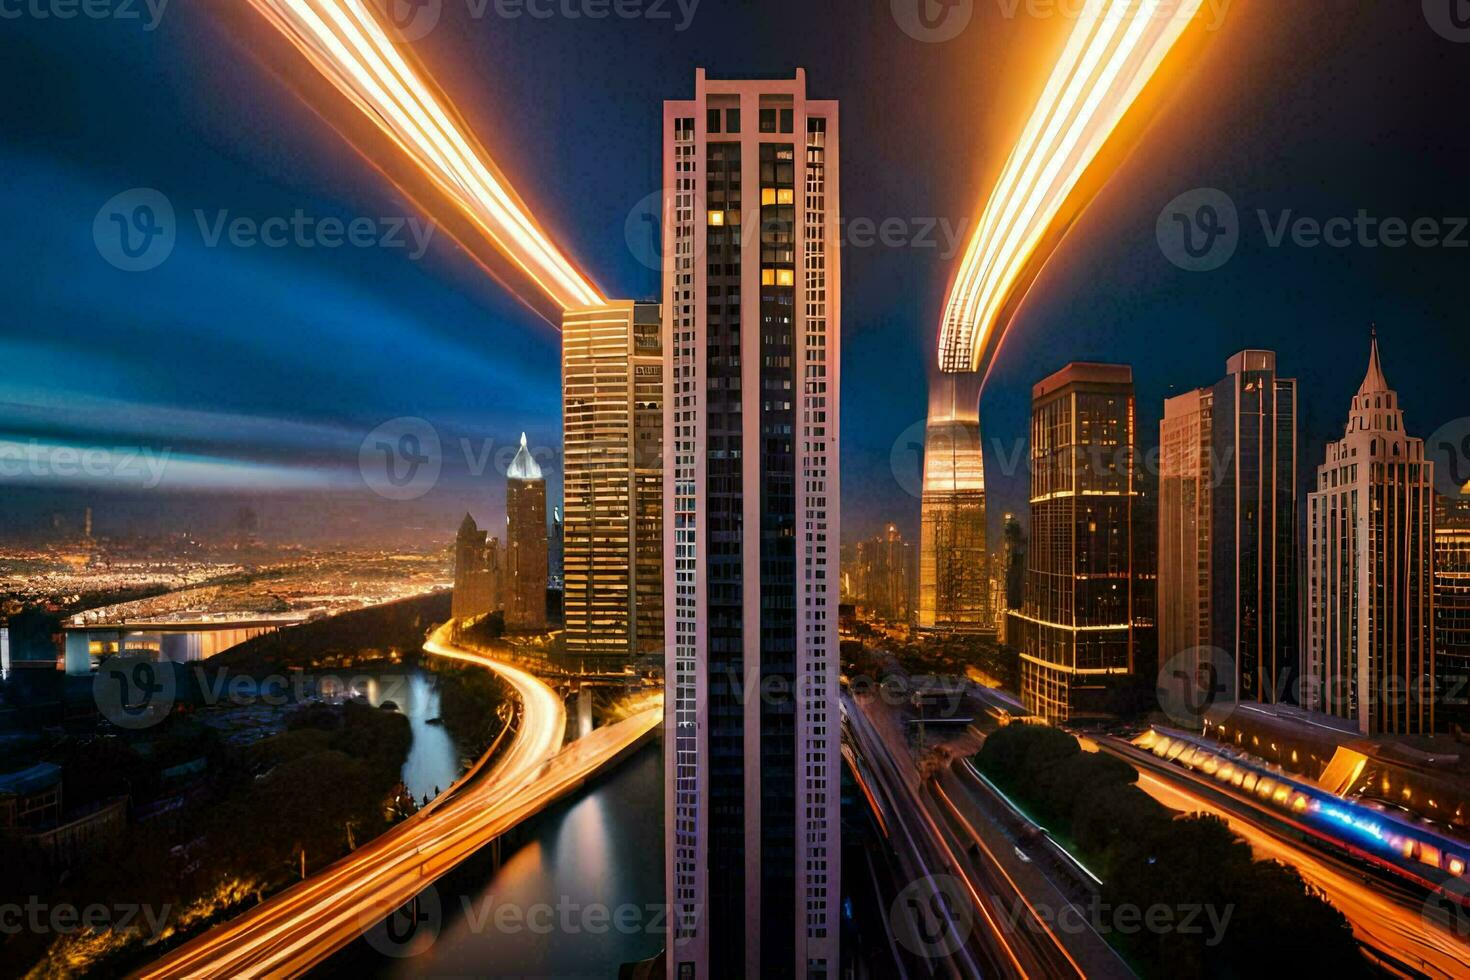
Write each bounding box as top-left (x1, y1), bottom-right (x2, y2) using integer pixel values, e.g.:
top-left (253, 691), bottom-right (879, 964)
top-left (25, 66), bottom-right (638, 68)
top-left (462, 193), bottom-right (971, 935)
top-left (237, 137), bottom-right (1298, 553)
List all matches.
top-left (505, 434), bottom-right (549, 631)
top-left (1306, 334), bottom-right (1437, 735)
top-left (452, 514), bottom-right (502, 621)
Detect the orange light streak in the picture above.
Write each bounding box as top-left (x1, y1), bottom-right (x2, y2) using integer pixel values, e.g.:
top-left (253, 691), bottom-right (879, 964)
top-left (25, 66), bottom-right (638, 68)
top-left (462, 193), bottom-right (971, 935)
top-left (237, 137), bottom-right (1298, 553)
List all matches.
top-left (938, 0), bottom-right (1207, 376)
top-left (242, 0), bottom-right (604, 311)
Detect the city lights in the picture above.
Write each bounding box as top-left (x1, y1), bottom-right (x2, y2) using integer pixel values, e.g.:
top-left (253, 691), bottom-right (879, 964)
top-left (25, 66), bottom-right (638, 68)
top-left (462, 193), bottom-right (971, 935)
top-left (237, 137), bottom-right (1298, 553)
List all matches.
top-left (240, 0), bottom-right (605, 311)
top-left (938, 0), bottom-right (1207, 377)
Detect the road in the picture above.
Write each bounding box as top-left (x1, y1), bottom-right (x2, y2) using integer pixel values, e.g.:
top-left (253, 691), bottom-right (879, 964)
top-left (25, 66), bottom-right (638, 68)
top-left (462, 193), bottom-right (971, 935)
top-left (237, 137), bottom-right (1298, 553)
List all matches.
top-left (1103, 737), bottom-right (1470, 978)
top-left (138, 624), bottom-right (660, 978)
top-left (844, 691), bottom-right (1106, 979)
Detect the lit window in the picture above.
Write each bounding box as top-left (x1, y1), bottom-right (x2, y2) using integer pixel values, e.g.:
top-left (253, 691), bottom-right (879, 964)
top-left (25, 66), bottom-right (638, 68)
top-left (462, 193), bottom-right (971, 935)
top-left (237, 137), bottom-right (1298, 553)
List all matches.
top-left (762, 268), bottom-right (776, 286)
top-left (778, 188), bottom-right (796, 205)
top-left (762, 188), bottom-right (777, 206)
top-left (708, 210), bottom-right (725, 227)
top-left (777, 269), bottom-right (795, 286)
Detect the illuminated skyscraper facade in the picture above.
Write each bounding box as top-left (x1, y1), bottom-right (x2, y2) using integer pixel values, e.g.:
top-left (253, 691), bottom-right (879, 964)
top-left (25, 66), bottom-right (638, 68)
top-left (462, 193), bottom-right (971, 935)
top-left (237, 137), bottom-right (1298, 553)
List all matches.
top-left (1159, 351), bottom-right (1298, 703)
top-left (918, 373), bottom-right (989, 632)
top-left (562, 301), bottom-right (664, 668)
top-left (663, 69), bottom-right (840, 979)
top-left (852, 524), bottom-right (915, 624)
top-left (1436, 492), bottom-right (1470, 731)
top-left (1306, 337), bottom-right (1436, 735)
top-left (505, 435), bottom-right (549, 632)
top-left (452, 514), bottom-right (502, 621)
top-left (1011, 364), bottom-right (1143, 722)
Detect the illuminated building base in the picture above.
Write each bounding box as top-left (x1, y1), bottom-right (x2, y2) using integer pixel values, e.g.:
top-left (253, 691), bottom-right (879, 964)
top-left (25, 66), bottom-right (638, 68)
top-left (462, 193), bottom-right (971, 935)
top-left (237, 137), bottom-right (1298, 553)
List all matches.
top-left (917, 373), bottom-right (990, 633)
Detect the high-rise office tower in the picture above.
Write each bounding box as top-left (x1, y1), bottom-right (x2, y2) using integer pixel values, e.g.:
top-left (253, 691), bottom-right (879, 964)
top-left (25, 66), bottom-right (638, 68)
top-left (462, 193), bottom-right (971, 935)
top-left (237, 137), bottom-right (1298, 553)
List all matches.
top-left (1159, 351), bottom-right (1299, 703)
top-left (1305, 336), bottom-right (1436, 735)
top-left (663, 69), bottom-right (840, 979)
top-left (917, 372), bottom-right (989, 633)
top-left (562, 301), bottom-right (664, 668)
top-left (1436, 492), bottom-right (1470, 731)
top-left (1010, 363), bottom-right (1143, 722)
top-left (853, 524), bottom-right (915, 624)
top-left (505, 435), bottom-right (549, 631)
top-left (452, 514), bottom-right (502, 621)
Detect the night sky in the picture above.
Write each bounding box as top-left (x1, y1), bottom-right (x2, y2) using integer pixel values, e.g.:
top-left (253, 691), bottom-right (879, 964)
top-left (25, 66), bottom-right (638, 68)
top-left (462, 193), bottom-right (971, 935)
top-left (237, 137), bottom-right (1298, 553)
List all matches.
top-left (3, 1), bottom-right (1469, 546)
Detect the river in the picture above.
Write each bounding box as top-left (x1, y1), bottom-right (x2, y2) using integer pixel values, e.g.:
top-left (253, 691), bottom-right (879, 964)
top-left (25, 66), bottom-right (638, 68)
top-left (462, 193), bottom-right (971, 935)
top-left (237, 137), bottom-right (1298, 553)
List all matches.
top-left (357, 670), bottom-right (461, 805)
top-left (322, 735), bottom-right (666, 979)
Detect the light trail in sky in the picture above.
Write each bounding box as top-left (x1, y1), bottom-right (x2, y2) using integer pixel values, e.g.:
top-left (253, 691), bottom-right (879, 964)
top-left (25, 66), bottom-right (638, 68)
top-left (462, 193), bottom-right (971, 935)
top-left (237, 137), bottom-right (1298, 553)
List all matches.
top-left (241, 0), bottom-right (605, 311)
top-left (938, 0), bottom-right (1207, 377)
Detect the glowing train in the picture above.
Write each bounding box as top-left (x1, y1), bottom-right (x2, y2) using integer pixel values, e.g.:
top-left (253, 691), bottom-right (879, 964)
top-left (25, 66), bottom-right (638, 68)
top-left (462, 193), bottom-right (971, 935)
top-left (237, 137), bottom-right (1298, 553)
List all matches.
top-left (1137, 728), bottom-right (1470, 893)
top-left (937, 0), bottom-right (1210, 380)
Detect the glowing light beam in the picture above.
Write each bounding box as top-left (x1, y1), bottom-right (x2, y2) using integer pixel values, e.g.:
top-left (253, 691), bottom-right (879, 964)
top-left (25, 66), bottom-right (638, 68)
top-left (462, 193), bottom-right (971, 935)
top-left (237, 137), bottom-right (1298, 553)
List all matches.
top-left (242, 0), bottom-right (605, 311)
top-left (938, 0), bottom-right (1207, 377)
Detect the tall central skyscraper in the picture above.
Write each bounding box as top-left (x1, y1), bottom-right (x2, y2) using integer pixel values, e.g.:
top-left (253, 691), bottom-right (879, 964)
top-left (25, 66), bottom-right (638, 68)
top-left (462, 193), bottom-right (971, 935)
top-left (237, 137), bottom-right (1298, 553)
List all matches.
top-left (1010, 363), bottom-right (1144, 722)
top-left (663, 69), bottom-right (840, 979)
top-left (917, 372), bottom-right (990, 632)
top-left (561, 301), bottom-right (664, 668)
top-left (1158, 351), bottom-right (1298, 704)
top-left (1306, 336), bottom-right (1436, 735)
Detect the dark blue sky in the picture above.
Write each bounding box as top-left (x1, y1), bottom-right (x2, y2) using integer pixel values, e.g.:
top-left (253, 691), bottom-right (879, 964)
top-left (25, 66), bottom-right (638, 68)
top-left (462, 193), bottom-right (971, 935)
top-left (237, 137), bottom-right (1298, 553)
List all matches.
top-left (2, 1), bottom-right (1469, 545)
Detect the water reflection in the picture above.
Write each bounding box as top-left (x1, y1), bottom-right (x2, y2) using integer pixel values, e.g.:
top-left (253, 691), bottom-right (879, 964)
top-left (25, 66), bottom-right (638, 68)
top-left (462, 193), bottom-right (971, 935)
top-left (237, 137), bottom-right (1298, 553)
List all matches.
top-left (358, 671), bottom-right (460, 804)
top-left (379, 741), bottom-right (665, 979)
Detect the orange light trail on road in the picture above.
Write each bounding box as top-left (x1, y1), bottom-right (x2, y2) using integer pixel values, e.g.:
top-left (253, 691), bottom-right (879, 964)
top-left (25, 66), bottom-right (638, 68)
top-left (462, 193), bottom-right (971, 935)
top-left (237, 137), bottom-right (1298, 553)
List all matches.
top-left (242, 0), bottom-right (604, 311)
top-left (938, 0), bottom-right (1206, 375)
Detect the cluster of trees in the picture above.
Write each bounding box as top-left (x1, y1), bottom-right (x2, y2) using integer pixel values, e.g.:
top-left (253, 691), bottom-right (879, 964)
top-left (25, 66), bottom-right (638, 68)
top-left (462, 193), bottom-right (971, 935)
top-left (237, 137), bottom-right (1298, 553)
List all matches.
top-left (976, 724), bottom-right (1368, 978)
top-left (434, 665), bottom-right (512, 763)
top-left (211, 592), bottom-right (452, 673)
top-left (2, 701), bottom-right (412, 978)
top-left (844, 628), bottom-right (1019, 692)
